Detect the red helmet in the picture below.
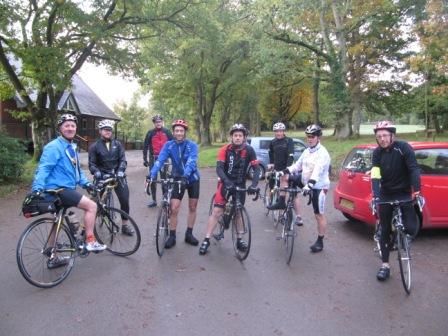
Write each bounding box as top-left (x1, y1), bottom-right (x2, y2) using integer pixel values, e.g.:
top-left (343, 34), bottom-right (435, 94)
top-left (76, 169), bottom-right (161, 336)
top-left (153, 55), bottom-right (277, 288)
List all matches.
top-left (172, 119), bottom-right (188, 130)
top-left (374, 120), bottom-right (396, 134)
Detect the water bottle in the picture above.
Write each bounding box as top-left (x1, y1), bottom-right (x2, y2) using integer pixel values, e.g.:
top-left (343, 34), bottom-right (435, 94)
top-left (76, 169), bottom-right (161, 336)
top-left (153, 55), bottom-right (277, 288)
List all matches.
top-left (223, 202), bottom-right (232, 229)
top-left (66, 211), bottom-right (80, 234)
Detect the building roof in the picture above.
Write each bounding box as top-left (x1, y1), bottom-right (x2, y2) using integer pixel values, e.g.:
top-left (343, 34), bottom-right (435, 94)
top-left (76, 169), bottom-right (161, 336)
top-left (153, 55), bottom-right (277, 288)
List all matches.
top-left (14, 74), bottom-right (120, 121)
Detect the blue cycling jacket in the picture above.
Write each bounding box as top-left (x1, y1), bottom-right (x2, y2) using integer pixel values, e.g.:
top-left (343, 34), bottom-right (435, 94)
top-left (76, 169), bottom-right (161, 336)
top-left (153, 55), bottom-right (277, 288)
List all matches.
top-left (32, 136), bottom-right (90, 191)
top-left (149, 139), bottom-right (200, 183)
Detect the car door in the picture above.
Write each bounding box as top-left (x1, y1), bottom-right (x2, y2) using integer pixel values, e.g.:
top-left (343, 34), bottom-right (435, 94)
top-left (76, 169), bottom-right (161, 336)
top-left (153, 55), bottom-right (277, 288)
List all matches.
top-left (415, 148), bottom-right (448, 228)
top-left (293, 140), bottom-right (306, 162)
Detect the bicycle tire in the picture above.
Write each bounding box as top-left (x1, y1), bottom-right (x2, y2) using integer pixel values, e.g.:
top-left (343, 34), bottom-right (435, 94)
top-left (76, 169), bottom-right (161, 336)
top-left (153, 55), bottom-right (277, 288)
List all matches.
top-left (231, 207), bottom-right (251, 261)
top-left (155, 206), bottom-right (169, 256)
top-left (94, 206), bottom-right (141, 256)
top-left (16, 218), bottom-right (76, 288)
top-left (397, 229), bottom-right (412, 294)
top-left (263, 183), bottom-right (271, 216)
top-left (284, 209), bottom-right (295, 265)
top-left (271, 188), bottom-right (280, 228)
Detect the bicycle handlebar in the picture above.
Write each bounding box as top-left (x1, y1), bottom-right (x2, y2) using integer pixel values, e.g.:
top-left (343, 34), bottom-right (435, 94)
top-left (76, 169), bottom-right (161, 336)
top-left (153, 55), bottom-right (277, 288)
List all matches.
top-left (370, 196), bottom-right (425, 216)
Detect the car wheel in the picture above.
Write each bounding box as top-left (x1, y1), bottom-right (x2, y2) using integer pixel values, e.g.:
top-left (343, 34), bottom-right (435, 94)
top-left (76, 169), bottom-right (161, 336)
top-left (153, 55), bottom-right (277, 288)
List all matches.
top-left (342, 212), bottom-right (362, 223)
top-left (248, 165), bottom-right (265, 180)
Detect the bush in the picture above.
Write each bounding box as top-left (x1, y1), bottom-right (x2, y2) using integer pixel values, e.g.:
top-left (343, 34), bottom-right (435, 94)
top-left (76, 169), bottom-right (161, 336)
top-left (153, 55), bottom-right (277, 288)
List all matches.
top-left (0, 132), bottom-right (29, 183)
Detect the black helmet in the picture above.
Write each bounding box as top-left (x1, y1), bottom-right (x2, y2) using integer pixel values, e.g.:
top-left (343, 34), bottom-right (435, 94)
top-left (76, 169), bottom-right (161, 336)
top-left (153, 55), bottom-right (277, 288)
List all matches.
top-left (229, 123), bottom-right (248, 136)
top-left (152, 114), bottom-right (163, 122)
top-left (305, 124), bottom-right (322, 137)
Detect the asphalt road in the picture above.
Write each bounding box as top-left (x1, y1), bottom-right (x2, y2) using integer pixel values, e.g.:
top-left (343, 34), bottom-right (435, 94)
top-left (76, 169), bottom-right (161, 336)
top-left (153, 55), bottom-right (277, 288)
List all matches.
top-left (0, 150), bottom-right (447, 336)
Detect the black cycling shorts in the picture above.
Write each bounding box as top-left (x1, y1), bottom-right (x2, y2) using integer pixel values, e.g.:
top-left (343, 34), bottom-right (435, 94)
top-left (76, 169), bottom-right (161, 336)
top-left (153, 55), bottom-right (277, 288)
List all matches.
top-left (171, 180), bottom-right (200, 200)
top-left (58, 189), bottom-right (83, 208)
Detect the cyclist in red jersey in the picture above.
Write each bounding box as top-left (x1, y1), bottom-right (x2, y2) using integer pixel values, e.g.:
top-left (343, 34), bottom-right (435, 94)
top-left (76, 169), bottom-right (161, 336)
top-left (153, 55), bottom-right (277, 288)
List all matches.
top-left (143, 115), bottom-right (173, 207)
top-left (199, 124), bottom-right (260, 255)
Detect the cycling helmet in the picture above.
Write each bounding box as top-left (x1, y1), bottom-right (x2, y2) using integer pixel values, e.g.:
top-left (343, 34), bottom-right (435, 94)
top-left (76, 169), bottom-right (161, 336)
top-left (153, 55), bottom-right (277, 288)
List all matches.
top-left (98, 119), bottom-right (115, 129)
top-left (229, 123), bottom-right (248, 136)
top-left (57, 114), bottom-right (78, 126)
top-left (152, 114), bottom-right (163, 122)
top-left (273, 122), bottom-right (286, 131)
top-left (172, 119), bottom-right (188, 130)
top-left (305, 124), bottom-right (322, 137)
top-left (373, 120), bottom-right (396, 134)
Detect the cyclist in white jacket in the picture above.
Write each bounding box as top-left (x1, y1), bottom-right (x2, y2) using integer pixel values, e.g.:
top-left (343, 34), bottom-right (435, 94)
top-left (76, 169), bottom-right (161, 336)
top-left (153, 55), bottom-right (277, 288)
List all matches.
top-left (282, 124), bottom-right (331, 253)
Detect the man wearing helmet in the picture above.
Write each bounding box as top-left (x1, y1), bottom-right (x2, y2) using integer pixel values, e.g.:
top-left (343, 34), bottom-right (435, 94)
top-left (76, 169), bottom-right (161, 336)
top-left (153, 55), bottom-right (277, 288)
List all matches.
top-left (31, 114), bottom-right (106, 264)
top-left (266, 122), bottom-right (296, 218)
top-left (88, 119), bottom-right (134, 236)
top-left (199, 124), bottom-right (260, 255)
top-left (148, 119), bottom-right (200, 248)
top-left (143, 114), bottom-right (173, 207)
top-left (371, 121), bottom-right (421, 281)
top-left (281, 124), bottom-right (331, 253)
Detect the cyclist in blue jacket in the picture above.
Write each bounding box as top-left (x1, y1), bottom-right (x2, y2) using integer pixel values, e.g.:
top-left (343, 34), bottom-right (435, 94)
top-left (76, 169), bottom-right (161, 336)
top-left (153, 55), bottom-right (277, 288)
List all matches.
top-left (31, 114), bottom-right (106, 268)
top-left (148, 119), bottom-right (200, 249)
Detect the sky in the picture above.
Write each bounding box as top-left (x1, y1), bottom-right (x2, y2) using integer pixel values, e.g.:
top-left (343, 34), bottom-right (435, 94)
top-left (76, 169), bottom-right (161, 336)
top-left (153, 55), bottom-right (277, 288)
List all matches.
top-left (78, 63), bottom-right (142, 110)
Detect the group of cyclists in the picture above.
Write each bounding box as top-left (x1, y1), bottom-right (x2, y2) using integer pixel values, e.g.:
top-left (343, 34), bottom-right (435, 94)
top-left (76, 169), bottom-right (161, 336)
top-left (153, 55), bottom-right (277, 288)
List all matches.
top-left (29, 112), bottom-right (422, 283)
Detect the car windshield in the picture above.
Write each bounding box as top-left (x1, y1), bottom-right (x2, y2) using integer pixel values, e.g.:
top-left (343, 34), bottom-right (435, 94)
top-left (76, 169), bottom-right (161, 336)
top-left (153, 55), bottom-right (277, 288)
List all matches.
top-left (342, 148), bottom-right (373, 173)
top-left (415, 148), bottom-right (448, 175)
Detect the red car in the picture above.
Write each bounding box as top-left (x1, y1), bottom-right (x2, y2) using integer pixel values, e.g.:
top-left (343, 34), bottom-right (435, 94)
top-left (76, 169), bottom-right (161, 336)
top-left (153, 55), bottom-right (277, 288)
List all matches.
top-left (333, 142), bottom-right (448, 232)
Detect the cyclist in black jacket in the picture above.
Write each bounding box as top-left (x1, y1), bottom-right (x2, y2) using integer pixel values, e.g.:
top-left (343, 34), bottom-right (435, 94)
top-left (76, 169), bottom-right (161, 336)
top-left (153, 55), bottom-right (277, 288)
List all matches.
top-left (371, 121), bottom-right (421, 281)
top-left (88, 119), bottom-right (134, 236)
top-left (266, 123), bottom-right (297, 216)
top-left (143, 115), bottom-right (173, 207)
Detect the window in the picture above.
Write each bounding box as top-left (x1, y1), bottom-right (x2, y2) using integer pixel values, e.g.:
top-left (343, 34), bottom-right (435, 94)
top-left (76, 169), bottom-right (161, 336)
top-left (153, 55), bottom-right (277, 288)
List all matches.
top-left (82, 118), bottom-right (87, 130)
top-left (416, 149), bottom-right (448, 175)
top-left (259, 140), bottom-right (271, 150)
top-left (343, 148), bottom-right (373, 173)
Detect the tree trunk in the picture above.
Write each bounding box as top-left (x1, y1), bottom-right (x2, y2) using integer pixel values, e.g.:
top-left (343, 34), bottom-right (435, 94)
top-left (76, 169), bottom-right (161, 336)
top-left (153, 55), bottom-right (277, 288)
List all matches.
top-left (312, 57), bottom-right (321, 125)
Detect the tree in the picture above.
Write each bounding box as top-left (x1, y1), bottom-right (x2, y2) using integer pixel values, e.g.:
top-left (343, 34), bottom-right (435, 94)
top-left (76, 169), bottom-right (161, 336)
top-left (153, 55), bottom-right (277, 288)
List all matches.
top-left (114, 93), bottom-right (148, 142)
top-left (0, 0), bottom-right (194, 158)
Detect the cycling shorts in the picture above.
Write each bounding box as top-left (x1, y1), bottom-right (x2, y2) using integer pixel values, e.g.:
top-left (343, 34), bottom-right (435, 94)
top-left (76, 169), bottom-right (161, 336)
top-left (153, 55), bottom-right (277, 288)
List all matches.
top-left (58, 189), bottom-right (83, 208)
top-left (213, 181), bottom-right (246, 208)
top-left (310, 189), bottom-right (327, 214)
top-left (171, 179), bottom-right (200, 200)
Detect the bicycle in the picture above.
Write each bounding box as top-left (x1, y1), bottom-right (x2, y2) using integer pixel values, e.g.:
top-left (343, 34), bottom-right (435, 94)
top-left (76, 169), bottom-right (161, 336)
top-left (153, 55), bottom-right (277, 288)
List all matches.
top-left (150, 177), bottom-right (183, 256)
top-left (263, 170), bottom-right (282, 227)
top-left (93, 176), bottom-right (141, 256)
top-left (208, 187), bottom-right (259, 261)
top-left (371, 195), bottom-right (425, 294)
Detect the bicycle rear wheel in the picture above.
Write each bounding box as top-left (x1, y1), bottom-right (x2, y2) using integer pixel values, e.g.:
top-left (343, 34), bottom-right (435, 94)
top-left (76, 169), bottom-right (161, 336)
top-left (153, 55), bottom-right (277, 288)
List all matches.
top-left (397, 229), bottom-right (412, 294)
top-left (95, 206), bottom-right (141, 256)
top-left (283, 209), bottom-right (295, 265)
top-left (155, 206), bottom-right (169, 256)
top-left (16, 218), bottom-right (76, 288)
top-left (231, 207), bottom-right (251, 261)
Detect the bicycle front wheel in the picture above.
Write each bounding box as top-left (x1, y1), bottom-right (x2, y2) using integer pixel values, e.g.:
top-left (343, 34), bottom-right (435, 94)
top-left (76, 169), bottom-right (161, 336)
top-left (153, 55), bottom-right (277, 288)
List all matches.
top-left (231, 207), bottom-right (251, 261)
top-left (95, 207), bottom-right (141, 256)
top-left (283, 209), bottom-right (295, 265)
top-left (397, 229), bottom-right (412, 294)
top-left (155, 206), bottom-right (169, 256)
top-left (16, 218), bottom-right (76, 288)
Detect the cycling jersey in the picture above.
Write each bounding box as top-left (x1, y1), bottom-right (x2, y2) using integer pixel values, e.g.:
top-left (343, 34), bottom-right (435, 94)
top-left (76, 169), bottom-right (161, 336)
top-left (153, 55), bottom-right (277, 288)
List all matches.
top-left (32, 136), bottom-right (89, 191)
top-left (287, 142), bottom-right (331, 189)
top-left (150, 139), bottom-right (200, 183)
top-left (143, 127), bottom-right (173, 162)
top-left (371, 140), bottom-right (421, 197)
top-left (269, 136), bottom-right (294, 170)
top-left (216, 143), bottom-right (259, 186)
top-left (88, 138), bottom-right (127, 175)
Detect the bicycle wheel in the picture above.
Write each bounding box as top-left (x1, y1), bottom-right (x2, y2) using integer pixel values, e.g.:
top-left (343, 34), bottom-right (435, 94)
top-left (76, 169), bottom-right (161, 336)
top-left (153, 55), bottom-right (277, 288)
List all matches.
top-left (155, 206), bottom-right (169, 256)
top-left (231, 207), bottom-right (251, 261)
top-left (283, 209), bottom-right (295, 265)
top-left (263, 183), bottom-right (272, 216)
top-left (94, 206), bottom-right (141, 256)
top-left (396, 229), bottom-right (412, 294)
top-left (271, 188), bottom-right (281, 228)
top-left (373, 220), bottom-right (382, 259)
top-left (16, 218), bottom-right (76, 288)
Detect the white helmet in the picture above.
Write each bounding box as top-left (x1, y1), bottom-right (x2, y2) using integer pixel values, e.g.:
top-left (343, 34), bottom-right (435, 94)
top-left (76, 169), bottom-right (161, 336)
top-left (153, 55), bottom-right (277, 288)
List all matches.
top-left (98, 119), bottom-right (115, 129)
top-left (57, 114), bottom-right (77, 126)
top-left (273, 122), bottom-right (286, 131)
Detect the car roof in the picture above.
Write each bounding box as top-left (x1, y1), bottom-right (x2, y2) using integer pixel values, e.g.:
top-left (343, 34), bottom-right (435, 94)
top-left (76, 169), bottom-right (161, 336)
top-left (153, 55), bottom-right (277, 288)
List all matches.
top-left (353, 141), bottom-right (448, 150)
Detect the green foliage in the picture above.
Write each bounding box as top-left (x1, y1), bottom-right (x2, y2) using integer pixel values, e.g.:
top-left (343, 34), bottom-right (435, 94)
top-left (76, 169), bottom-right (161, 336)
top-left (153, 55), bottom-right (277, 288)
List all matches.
top-left (114, 94), bottom-right (149, 142)
top-left (0, 131), bottom-right (29, 183)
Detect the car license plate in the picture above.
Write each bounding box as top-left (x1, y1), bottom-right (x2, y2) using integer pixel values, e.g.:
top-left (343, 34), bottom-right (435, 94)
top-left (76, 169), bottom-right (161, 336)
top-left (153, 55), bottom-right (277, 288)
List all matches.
top-left (340, 198), bottom-right (354, 210)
